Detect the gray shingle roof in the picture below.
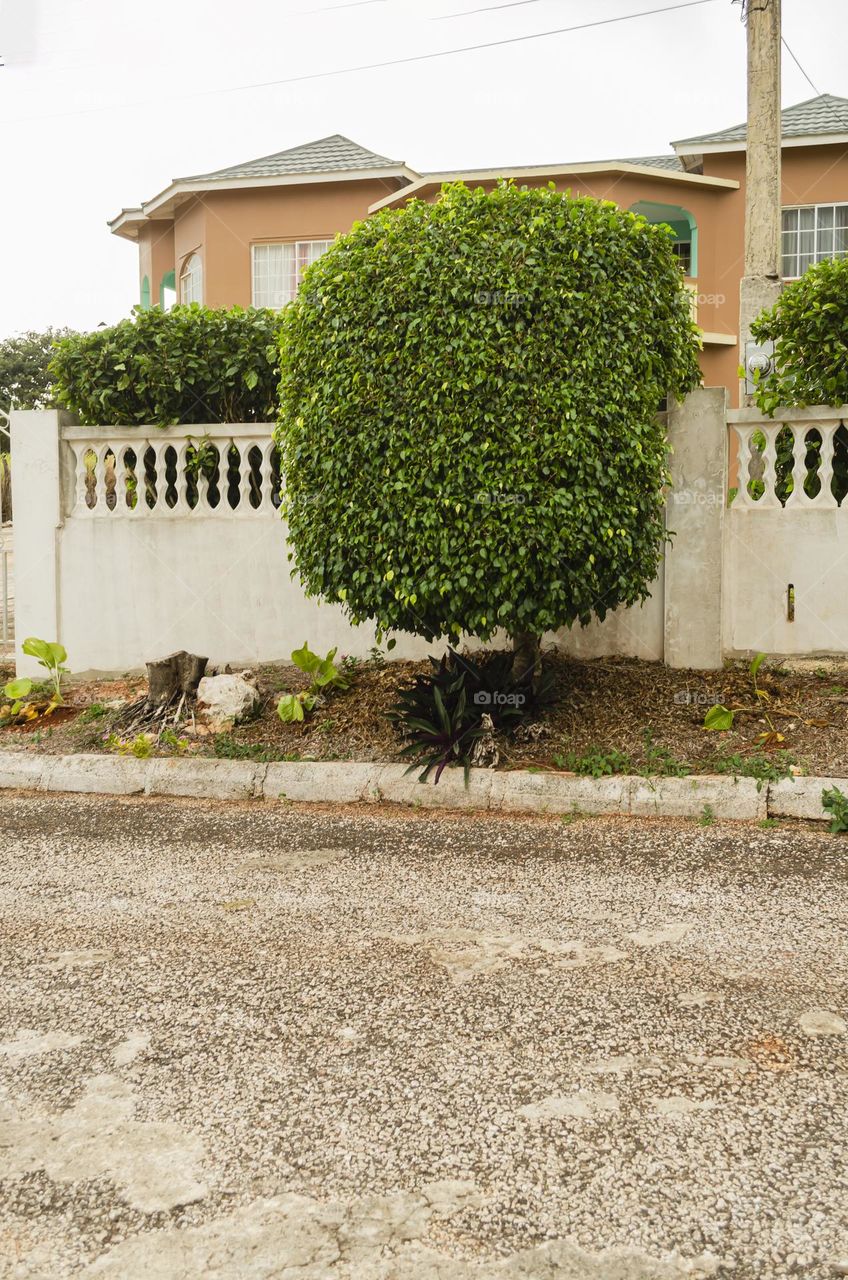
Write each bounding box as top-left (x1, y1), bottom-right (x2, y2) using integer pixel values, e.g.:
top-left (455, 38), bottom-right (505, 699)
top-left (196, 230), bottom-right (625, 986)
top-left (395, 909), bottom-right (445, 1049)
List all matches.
top-left (618, 154), bottom-right (684, 172)
top-left (180, 134), bottom-right (403, 182)
top-left (673, 94), bottom-right (848, 148)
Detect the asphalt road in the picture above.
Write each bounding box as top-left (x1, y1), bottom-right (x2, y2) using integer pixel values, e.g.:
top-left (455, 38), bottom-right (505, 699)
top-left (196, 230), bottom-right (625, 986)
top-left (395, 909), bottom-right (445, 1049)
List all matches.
top-left (0, 793), bottom-right (846, 1279)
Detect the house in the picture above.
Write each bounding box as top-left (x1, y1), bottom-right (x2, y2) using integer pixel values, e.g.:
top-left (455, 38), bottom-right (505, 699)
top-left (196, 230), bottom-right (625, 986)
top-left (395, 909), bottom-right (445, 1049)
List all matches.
top-left (110, 95), bottom-right (848, 407)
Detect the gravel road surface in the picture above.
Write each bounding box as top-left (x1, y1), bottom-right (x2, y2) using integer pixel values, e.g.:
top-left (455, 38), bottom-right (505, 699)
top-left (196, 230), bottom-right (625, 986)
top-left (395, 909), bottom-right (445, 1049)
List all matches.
top-left (0, 793), bottom-right (846, 1279)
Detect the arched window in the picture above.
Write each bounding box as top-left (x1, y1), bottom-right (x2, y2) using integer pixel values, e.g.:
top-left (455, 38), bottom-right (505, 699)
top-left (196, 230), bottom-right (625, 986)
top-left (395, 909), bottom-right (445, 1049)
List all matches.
top-left (179, 253), bottom-right (203, 305)
top-left (629, 202), bottom-right (698, 278)
top-left (140, 275), bottom-right (151, 310)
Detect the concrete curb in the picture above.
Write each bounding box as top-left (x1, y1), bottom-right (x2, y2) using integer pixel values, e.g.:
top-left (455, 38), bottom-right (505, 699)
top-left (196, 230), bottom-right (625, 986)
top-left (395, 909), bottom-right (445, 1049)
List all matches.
top-left (0, 752), bottom-right (842, 822)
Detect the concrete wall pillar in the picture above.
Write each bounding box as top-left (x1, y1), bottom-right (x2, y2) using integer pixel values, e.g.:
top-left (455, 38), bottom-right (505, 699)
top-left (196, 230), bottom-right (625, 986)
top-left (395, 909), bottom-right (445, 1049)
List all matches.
top-left (10, 410), bottom-right (65, 677)
top-left (664, 387), bottom-right (727, 670)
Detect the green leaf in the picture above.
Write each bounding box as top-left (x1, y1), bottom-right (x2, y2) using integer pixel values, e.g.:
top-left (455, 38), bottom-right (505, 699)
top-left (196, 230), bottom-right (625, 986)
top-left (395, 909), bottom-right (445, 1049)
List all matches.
top-left (4, 678), bottom-right (32, 700)
top-left (704, 705), bottom-right (734, 732)
top-left (749, 652), bottom-right (766, 680)
top-left (276, 693), bottom-right (305, 723)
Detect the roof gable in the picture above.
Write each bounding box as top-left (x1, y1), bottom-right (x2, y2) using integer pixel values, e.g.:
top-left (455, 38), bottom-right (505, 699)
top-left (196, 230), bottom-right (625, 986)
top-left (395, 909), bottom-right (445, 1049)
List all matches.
top-left (180, 134), bottom-right (403, 182)
top-left (673, 93), bottom-right (848, 149)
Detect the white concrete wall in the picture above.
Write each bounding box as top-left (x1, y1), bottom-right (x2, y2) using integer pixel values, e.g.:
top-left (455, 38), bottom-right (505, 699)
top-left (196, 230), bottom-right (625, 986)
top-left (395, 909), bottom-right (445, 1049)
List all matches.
top-left (16, 398), bottom-right (847, 677)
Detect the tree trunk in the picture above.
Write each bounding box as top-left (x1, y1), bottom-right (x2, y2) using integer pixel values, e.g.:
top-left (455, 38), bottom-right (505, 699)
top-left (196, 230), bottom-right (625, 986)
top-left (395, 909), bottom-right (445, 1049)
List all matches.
top-left (511, 631), bottom-right (541, 685)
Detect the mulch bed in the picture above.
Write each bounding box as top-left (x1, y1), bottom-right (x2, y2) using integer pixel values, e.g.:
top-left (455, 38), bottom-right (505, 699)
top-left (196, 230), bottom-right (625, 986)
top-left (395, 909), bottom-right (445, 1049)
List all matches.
top-left (2, 652), bottom-right (848, 778)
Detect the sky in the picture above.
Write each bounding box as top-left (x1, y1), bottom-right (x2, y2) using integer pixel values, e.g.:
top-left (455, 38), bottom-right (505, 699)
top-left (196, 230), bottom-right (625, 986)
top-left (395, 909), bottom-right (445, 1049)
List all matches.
top-left (0, 0), bottom-right (844, 339)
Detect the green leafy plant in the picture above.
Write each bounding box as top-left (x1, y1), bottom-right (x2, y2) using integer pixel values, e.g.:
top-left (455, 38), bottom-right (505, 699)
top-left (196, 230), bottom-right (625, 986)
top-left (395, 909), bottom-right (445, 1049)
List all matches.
top-left (821, 785), bottom-right (848, 834)
top-left (0, 676), bottom-right (36, 724)
top-left (703, 653), bottom-right (783, 745)
top-left (711, 749), bottom-right (797, 790)
top-left (698, 804), bottom-right (715, 827)
top-left (553, 746), bottom-right (632, 777)
top-left (750, 255), bottom-right (848, 415)
top-left (277, 180), bottom-right (700, 677)
top-left (21, 636), bottom-right (68, 703)
top-left (276, 643), bottom-right (349, 724)
top-left (389, 654), bottom-right (484, 783)
top-left (50, 305), bottom-right (281, 427)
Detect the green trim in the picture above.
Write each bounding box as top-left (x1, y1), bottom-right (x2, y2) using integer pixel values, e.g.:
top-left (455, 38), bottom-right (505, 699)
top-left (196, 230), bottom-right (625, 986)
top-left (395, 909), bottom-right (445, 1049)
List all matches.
top-left (159, 270), bottom-right (176, 311)
top-left (140, 275), bottom-right (151, 310)
top-left (630, 200), bottom-right (698, 277)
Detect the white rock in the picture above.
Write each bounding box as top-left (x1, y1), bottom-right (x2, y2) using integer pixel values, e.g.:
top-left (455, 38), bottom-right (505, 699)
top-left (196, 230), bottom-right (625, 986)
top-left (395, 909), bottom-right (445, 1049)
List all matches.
top-left (195, 673), bottom-right (260, 732)
top-left (798, 1009), bottom-right (847, 1036)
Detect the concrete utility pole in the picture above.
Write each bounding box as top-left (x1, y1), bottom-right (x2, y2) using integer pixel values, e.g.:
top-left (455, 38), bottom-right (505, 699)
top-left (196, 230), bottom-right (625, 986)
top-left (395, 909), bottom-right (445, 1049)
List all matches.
top-left (739, 0), bottom-right (782, 398)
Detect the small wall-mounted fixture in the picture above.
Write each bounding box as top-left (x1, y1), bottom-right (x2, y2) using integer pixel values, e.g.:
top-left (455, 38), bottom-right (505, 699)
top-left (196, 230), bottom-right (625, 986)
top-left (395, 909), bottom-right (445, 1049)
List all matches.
top-left (787, 583), bottom-right (795, 623)
top-left (744, 341), bottom-right (775, 395)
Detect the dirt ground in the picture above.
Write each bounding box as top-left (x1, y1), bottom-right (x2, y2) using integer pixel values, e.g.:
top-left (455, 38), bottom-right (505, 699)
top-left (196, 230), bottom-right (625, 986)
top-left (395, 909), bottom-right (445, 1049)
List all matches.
top-left (2, 652), bottom-right (848, 779)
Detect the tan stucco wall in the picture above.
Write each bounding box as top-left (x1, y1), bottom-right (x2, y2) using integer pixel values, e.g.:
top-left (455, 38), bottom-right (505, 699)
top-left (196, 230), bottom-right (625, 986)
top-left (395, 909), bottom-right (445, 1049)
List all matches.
top-left (135, 144), bottom-right (848, 409)
top-left (138, 222), bottom-right (175, 306)
top-left (170, 177), bottom-right (402, 310)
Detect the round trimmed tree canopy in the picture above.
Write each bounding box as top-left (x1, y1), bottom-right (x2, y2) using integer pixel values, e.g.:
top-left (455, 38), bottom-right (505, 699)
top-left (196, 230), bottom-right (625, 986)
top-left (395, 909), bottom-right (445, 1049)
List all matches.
top-left (277, 181), bottom-right (701, 644)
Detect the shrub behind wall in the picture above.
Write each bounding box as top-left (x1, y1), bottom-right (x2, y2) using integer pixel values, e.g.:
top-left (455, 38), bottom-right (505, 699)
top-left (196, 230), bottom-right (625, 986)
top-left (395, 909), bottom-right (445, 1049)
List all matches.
top-left (51, 305), bottom-right (281, 426)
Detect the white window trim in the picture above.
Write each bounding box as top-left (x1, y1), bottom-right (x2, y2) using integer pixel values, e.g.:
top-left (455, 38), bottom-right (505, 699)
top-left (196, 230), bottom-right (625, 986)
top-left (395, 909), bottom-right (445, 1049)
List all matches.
top-left (251, 239), bottom-right (332, 309)
top-left (179, 252), bottom-right (203, 305)
top-left (782, 202), bottom-right (848, 280)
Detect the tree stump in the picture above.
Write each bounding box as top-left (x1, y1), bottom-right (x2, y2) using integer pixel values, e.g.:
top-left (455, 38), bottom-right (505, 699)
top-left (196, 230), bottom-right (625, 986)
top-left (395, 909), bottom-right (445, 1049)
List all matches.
top-left (146, 651), bottom-right (208, 708)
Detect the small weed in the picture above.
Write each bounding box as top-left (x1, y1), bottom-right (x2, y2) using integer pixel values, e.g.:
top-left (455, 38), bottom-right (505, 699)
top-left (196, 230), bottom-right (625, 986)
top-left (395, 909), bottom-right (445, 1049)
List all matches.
top-left (758, 818), bottom-right (780, 830)
top-left (699, 804), bottom-right (715, 827)
top-left (160, 728), bottom-right (189, 754)
top-left (712, 750), bottom-right (797, 790)
top-left (553, 746), bottom-right (631, 777)
top-left (106, 732), bottom-right (154, 758)
top-left (641, 728), bottom-right (692, 778)
top-left (212, 734), bottom-right (297, 764)
top-left (77, 703), bottom-right (109, 725)
top-left (821, 785), bottom-right (848, 833)
top-left (316, 718), bottom-right (336, 735)
top-left (560, 808), bottom-right (585, 825)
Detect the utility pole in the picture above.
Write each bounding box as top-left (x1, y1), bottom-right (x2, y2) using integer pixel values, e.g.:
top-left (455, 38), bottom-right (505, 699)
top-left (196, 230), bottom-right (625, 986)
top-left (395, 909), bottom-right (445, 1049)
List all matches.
top-left (739, 0), bottom-right (782, 400)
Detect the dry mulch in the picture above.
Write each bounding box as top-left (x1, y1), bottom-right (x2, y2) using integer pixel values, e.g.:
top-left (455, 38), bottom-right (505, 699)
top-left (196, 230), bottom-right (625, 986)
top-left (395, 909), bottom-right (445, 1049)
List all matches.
top-left (2, 652), bottom-right (848, 779)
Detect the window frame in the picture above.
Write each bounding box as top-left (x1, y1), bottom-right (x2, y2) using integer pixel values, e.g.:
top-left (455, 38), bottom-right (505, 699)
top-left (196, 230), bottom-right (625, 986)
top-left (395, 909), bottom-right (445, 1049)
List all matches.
top-left (251, 238), bottom-right (333, 309)
top-left (179, 253), bottom-right (203, 305)
top-left (782, 202), bottom-right (848, 280)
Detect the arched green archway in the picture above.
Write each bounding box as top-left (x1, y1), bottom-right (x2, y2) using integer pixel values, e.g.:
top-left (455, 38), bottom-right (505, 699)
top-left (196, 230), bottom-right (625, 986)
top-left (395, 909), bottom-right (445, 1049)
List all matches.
top-left (630, 201), bottom-right (698, 277)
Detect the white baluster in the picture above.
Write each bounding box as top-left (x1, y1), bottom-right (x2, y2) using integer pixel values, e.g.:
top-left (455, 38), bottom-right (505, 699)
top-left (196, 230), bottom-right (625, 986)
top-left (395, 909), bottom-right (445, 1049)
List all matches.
top-left (733, 426), bottom-right (757, 507)
top-left (784, 423), bottom-right (807, 507)
top-left (262, 440), bottom-right (280, 514)
top-left (760, 426), bottom-right (780, 508)
top-left (74, 444), bottom-right (90, 513)
top-left (817, 421), bottom-right (840, 509)
top-left (176, 441), bottom-right (190, 513)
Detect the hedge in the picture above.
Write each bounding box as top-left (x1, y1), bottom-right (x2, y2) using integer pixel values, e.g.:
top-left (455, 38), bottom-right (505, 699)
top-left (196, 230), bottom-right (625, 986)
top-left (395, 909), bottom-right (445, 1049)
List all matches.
top-left (50, 305), bottom-right (280, 426)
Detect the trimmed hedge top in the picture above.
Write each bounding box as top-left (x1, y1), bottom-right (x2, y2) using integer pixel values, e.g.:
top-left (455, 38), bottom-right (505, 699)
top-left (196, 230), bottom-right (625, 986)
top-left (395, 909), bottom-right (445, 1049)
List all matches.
top-left (50, 305), bottom-right (280, 426)
top-left (277, 180), bottom-right (702, 645)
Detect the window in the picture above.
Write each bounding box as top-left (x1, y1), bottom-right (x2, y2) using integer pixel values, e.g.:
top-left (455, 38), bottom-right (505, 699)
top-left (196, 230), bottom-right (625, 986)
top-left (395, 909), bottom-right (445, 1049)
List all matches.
top-left (671, 240), bottom-right (693, 276)
top-left (782, 204), bottom-right (848, 279)
top-left (251, 240), bottom-right (332, 308)
top-left (179, 253), bottom-right (203, 305)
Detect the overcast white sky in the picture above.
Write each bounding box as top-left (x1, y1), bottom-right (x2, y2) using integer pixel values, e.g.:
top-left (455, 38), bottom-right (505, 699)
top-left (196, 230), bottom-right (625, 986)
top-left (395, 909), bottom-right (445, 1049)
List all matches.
top-left (0, 0), bottom-right (844, 339)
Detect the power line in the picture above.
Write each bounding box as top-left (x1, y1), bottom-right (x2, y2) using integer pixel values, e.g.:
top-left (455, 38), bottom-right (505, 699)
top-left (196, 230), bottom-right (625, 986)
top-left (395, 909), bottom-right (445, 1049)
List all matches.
top-left (2, 0), bottom-right (719, 125)
top-left (781, 35), bottom-right (822, 99)
top-left (434, 0), bottom-right (552, 20)
top-left (180, 0), bottom-right (721, 99)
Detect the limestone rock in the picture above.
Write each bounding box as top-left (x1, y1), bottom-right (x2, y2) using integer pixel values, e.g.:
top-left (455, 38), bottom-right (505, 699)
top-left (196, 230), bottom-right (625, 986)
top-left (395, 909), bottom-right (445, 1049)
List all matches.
top-left (195, 673), bottom-right (260, 732)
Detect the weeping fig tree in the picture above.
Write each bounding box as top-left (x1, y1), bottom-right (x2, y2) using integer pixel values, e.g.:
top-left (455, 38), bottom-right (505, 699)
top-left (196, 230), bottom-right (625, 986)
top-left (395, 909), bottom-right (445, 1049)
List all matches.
top-left (277, 181), bottom-right (701, 677)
